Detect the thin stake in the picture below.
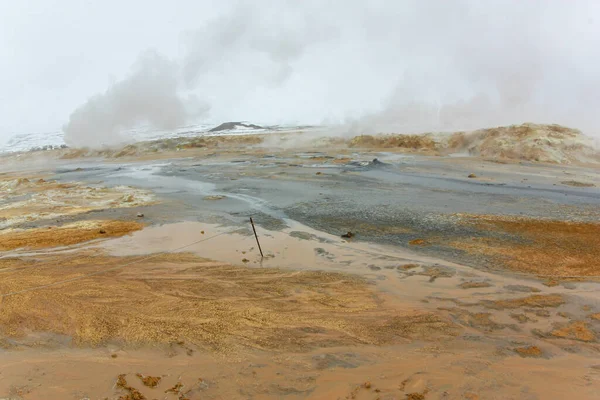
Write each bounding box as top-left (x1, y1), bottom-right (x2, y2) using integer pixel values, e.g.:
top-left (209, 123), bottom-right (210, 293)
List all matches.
top-left (250, 217), bottom-right (264, 258)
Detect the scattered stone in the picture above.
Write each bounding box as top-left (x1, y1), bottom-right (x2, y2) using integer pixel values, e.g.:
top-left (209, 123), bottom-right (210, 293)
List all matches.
top-left (203, 195), bottom-right (226, 201)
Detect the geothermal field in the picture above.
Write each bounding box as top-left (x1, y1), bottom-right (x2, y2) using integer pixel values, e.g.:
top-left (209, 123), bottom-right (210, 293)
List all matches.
top-left (1, 123), bottom-right (599, 399)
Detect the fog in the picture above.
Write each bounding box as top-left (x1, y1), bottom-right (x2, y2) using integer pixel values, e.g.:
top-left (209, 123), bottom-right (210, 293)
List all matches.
top-left (2, 0), bottom-right (600, 147)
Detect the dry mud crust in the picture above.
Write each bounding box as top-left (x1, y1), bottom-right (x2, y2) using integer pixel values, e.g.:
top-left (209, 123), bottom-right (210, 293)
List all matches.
top-left (0, 251), bottom-right (458, 351)
top-left (0, 175), bottom-right (154, 230)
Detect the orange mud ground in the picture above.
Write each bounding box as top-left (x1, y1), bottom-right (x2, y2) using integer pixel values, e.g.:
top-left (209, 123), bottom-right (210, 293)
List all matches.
top-left (0, 220), bottom-right (144, 251)
top-left (449, 214), bottom-right (600, 277)
top-left (0, 251), bottom-right (448, 349)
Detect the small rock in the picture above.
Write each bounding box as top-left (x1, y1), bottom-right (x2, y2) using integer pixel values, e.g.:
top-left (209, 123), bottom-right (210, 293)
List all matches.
top-left (316, 172), bottom-right (322, 175)
top-left (468, 173), bottom-right (477, 178)
top-left (136, 213), bottom-right (144, 218)
top-left (99, 229), bottom-right (107, 234)
top-left (242, 258), bottom-right (250, 263)
top-left (341, 231), bottom-right (355, 239)
top-left (203, 195), bottom-right (226, 201)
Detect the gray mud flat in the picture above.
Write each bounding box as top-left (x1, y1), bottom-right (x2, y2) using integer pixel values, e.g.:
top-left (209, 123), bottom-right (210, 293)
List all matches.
top-left (52, 151), bottom-right (600, 271)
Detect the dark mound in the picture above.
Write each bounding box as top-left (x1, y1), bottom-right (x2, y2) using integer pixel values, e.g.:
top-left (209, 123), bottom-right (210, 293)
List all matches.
top-left (209, 122), bottom-right (264, 132)
top-left (345, 158), bottom-right (390, 170)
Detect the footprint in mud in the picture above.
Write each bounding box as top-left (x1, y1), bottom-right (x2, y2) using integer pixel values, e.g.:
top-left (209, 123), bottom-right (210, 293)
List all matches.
top-left (290, 231), bottom-right (333, 243)
top-left (399, 265), bottom-right (456, 282)
top-left (459, 281), bottom-right (493, 289)
top-left (504, 285), bottom-right (541, 293)
top-left (312, 353), bottom-right (359, 370)
top-left (314, 247), bottom-right (335, 260)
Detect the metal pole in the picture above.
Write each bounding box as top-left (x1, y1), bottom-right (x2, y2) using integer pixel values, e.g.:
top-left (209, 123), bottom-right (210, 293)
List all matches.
top-left (250, 217), bottom-right (264, 258)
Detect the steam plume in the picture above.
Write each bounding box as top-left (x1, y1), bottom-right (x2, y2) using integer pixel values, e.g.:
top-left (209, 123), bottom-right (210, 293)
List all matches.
top-left (63, 0), bottom-right (600, 147)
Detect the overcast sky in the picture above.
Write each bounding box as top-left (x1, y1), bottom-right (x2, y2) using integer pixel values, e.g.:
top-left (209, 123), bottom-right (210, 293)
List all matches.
top-left (1, 0), bottom-right (600, 144)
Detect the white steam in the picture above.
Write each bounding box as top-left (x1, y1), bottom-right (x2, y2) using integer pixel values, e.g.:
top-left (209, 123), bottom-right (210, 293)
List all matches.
top-left (63, 0), bottom-right (600, 147)
top-left (64, 51), bottom-right (208, 148)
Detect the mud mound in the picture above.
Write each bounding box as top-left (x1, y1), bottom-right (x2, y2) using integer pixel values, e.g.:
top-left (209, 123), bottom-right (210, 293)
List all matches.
top-left (0, 220), bottom-right (144, 251)
top-left (348, 134), bottom-right (437, 151)
top-left (58, 134), bottom-right (266, 160)
top-left (446, 123), bottom-right (599, 164)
